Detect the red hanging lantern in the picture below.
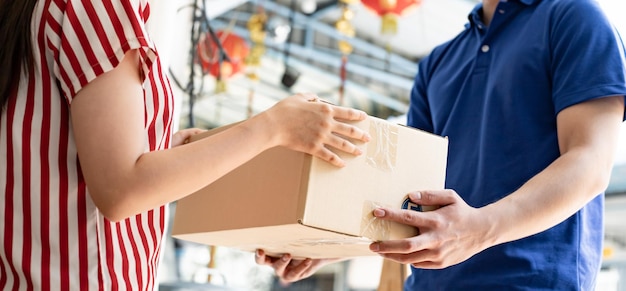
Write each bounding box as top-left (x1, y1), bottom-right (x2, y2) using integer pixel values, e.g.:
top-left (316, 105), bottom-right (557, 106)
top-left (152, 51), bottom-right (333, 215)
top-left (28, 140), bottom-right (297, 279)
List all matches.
top-left (360, 0), bottom-right (421, 35)
top-left (197, 30), bottom-right (250, 79)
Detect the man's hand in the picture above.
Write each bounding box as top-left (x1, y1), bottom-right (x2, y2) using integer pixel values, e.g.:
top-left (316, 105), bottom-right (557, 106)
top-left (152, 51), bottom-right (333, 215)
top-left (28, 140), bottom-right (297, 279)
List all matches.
top-left (369, 190), bottom-right (493, 269)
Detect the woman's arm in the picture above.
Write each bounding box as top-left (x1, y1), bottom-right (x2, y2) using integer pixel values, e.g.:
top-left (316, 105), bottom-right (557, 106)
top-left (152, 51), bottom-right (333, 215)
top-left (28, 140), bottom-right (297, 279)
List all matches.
top-left (71, 50), bottom-right (370, 221)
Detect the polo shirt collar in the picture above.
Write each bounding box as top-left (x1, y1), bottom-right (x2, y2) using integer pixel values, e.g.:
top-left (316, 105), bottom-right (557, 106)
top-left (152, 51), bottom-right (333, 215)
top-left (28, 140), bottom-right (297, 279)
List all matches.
top-left (466, 5), bottom-right (483, 29)
top-left (465, 0), bottom-right (541, 29)
top-left (518, 0), bottom-right (540, 5)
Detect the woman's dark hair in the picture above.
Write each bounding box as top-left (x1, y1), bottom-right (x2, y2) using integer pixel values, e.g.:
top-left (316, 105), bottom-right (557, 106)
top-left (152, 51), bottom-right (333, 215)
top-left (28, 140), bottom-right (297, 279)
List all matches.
top-left (0, 0), bottom-right (39, 107)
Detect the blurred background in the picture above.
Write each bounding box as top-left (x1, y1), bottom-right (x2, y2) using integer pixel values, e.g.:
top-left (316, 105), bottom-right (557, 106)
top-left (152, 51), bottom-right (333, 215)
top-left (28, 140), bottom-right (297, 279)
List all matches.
top-left (145, 0), bottom-right (626, 290)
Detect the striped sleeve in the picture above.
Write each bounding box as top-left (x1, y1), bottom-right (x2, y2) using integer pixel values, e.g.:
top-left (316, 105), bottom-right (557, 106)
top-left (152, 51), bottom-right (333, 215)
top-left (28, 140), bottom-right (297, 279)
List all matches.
top-left (50, 0), bottom-right (156, 101)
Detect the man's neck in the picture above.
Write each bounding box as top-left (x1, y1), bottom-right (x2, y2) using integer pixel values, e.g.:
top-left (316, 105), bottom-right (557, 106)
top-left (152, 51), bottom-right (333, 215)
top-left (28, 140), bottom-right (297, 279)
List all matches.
top-left (482, 0), bottom-right (499, 26)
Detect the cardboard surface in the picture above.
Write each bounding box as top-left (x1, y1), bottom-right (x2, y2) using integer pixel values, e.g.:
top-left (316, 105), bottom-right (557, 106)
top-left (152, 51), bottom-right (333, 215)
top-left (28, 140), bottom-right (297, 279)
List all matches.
top-left (172, 116), bottom-right (448, 259)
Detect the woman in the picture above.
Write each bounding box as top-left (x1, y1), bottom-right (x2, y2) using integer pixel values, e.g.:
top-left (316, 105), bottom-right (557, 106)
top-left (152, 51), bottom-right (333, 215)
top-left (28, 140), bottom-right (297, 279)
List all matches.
top-left (0, 0), bottom-right (370, 290)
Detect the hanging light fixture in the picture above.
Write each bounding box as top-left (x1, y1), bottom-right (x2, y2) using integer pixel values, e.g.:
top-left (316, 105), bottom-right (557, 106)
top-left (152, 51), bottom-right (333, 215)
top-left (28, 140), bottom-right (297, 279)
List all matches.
top-left (301, 0), bottom-right (318, 14)
top-left (361, 0), bottom-right (421, 72)
top-left (197, 30), bottom-right (250, 93)
top-left (360, 0), bottom-right (421, 37)
top-left (244, 3), bottom-right (267, 118)
top-left (266, 16), bottom-right (291, 44)
top-left (335, 0), bottom-right (359, 105)
top-left (281, 0), bottom-right (300, 89)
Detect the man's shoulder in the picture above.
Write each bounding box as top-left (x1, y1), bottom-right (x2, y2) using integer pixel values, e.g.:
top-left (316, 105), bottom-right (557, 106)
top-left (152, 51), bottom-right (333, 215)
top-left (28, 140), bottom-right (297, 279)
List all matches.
top-left (540, 0), bottom-right (608, 21)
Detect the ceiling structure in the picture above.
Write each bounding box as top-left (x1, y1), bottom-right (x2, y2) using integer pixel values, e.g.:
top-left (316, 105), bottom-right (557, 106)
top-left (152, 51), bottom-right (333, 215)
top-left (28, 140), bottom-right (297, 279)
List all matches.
top-left (166, 0), bottom-right (476, 130)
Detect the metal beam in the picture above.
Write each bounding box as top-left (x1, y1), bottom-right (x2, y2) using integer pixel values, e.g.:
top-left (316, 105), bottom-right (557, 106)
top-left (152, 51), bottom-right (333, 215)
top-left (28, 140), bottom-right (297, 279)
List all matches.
top-left (204, 0), bottom-right (251, 19)
top-left (248, 0), bottom-right (419, 72)
top-left (210, 20), bottom-right (412, 112)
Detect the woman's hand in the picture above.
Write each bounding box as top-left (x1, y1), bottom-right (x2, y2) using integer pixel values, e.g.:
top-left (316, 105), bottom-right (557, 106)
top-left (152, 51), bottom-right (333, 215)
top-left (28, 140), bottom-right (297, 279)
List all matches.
top-left (259, 93), bottom-right (371, 167)
top-left (368, 190), bottom-right (494, 269)
top-left (254, 249), bottom-right (342, 286)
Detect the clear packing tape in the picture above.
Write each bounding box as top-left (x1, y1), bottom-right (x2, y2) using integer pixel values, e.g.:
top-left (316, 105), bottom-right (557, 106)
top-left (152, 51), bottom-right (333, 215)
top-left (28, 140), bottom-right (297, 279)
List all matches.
top-left (361, 119), bottom-right (401, 241)
top-left (366, 119), bottom-right (398, 172)
top-left (360, 200), bottom-right (391, 241)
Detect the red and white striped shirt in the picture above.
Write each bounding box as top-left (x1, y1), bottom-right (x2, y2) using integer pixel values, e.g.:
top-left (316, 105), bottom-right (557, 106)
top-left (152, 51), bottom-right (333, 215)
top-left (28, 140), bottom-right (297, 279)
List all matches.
top-left (1, 0), bottom-right (175, 290)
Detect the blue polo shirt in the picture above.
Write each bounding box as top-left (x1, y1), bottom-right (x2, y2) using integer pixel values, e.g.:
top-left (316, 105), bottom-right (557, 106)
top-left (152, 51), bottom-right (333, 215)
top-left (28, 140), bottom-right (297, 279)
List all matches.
top-left (406, 0), bottom-right (626, 289)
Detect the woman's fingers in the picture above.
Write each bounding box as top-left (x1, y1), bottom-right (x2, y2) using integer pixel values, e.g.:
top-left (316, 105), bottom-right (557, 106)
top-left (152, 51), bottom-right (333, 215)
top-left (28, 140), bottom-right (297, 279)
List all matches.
top-left (326, 133), bottom-right (363, 156)
top-left (281, 259), bottom-right (313, 283)
top-left (271, 254), bottom-right (292, 276)
top-left (332, 105), bottom-right (368, 121)
top-left (265, 93), bottom-right (371, 167)
top-left (331, 121), bottom-right (371, 143)
top-left (314, 147), bottom-right (345, 167)
top-left (171, 128), bottom-right (206, 147)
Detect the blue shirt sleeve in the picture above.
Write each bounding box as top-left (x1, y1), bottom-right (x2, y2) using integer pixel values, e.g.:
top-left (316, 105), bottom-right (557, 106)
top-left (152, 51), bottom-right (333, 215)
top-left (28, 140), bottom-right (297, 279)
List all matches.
top-left (549, 0), bottom-right (626, 116)
top-left (407, 59), bottom-right (435, 133)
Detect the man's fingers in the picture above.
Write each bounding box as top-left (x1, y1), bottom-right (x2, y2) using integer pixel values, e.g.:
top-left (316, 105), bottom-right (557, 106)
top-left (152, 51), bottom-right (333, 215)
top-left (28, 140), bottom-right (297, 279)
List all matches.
top-left (370, 235), bottom-right (426, 253)
top-left (408, 190), bottom-right (458, 207)
top-left (372, 207), bottom-right (427, 228)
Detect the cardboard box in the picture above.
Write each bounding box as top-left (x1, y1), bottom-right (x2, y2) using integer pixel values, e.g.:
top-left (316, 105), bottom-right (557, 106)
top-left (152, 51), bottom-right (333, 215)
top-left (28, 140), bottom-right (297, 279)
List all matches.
top-left (171, 116), bottom-right (448, 259)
